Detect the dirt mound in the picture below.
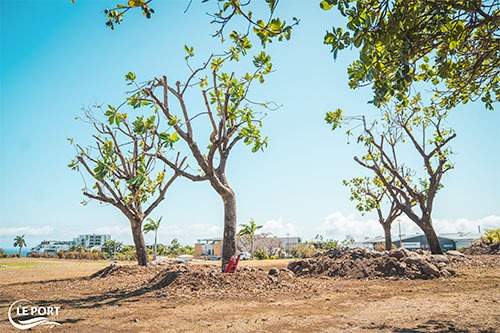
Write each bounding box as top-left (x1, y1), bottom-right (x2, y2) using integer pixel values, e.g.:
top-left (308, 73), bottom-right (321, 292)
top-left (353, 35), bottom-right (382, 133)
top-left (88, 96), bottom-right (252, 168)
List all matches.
top-left (461, 241), bottom-right (500, 255)
top-left (89, 263), bottom-right (314, 298)
top-left (288, 247), bottom-right (461, 280)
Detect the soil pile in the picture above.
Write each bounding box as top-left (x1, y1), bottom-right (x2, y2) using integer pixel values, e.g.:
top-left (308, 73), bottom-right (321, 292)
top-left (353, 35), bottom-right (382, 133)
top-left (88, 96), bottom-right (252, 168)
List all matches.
top-left (461, 241), bottom-right (500, 255)
top-left (287, 247), bottom-right (460, 279)
top-left (89, 263), bottom-right (313, 298)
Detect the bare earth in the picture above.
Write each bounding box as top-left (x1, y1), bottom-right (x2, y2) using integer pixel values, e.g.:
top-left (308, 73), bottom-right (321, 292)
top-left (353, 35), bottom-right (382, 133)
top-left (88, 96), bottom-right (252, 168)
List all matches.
top-left (0, 257), bottom-right (499, 333)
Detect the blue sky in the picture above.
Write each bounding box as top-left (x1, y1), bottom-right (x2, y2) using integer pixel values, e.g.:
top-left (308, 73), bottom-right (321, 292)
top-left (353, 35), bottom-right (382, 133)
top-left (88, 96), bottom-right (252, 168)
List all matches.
top-left (1, 0), bottom-right (499, 250)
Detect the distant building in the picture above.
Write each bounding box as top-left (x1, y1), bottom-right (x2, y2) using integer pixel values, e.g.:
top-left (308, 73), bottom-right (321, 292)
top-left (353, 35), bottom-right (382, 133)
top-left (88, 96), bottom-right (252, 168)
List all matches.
top-left (74, 234), bottom-right (111, 250)
top-left (276, 236), bottom-right (301, 250)
top-left (30, 240), bottom-right (76, 255)
top-left (194, 238), bottom-right (222, 259)
top-left (438, 232), bottom-right (481, 249)
top-left (351, 232), bottom-right (481, 251)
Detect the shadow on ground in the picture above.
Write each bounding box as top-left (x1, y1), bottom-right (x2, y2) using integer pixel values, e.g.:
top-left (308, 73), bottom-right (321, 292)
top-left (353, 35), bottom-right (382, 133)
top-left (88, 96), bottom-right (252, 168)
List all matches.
top-left (364, 319), bottom-right (497, 333)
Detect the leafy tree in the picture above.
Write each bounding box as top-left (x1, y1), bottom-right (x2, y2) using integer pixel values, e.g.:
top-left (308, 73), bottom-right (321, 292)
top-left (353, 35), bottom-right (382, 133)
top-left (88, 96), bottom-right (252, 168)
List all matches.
top-left (98, 0), bottom-right (299, 46)
top-left (68, 104), bottom-right (180, 266)
top-left (321, 0), bottom-right (500, 110)
top-left (13, 235), bottom-right (26, 258)
top-left (102, 239), bottom-right (124, 256)
top-left (143, 216), bottom-right (162, 260)
top-left (0, 248), bottom-right (7, 258)
top-left (237, 219), bottom-right (263, 259)
top-left (163, 238), bottom-right (194, 257)
top-left (482, 228), bottom-right (500, 243)
top-left (327, 95), bottom-right (456, 254)
top-left (310, 234), bottom-right (339, 250)
top-left (123, 47), bottom-right (273, 270)
top-left (343, 176), bottom-right (402, 250)
top-left (289, 242), bottom-right (317, 258)
top-left (76, 243), bottom-right (86, 253)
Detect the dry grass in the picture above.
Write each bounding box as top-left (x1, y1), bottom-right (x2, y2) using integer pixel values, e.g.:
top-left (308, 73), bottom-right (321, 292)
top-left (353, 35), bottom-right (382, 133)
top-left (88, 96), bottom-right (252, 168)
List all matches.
top-left (0, 257), bottom-right (499, 332)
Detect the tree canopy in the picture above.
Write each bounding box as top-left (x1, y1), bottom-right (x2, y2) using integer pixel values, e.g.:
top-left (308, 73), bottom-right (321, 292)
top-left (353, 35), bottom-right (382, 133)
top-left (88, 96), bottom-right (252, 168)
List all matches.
top-left (321, 0), bottom-right (500, 110)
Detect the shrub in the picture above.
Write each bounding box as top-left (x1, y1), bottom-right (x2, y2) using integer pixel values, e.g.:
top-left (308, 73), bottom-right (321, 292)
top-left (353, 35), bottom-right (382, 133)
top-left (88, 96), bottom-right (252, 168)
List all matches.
top-left (482, 228), bottom-right (500, 243)
top-left (289, 243), bottom-right (316, 258)
top-left (254, 248), bottom-right (269, 260)
top-left (373, 242), bottom-right (396, 251)
top-left (0, 248), bottom-right (7, 258)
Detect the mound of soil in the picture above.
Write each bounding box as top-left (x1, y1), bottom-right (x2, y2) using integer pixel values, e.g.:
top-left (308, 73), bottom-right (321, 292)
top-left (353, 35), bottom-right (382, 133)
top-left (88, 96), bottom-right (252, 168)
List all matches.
top-left (89, 262), bottom-right (313, 298)
top-left (461, 241), bottom-right (500, 255)
top-left (287, 247), bottom-right (462, 280)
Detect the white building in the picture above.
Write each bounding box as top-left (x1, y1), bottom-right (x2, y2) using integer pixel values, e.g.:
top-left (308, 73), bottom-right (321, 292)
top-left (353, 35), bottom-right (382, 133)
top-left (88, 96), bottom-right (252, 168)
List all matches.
top-left (30, 240), bottom-right (76, 254)
top-left (74, 234), bottom-right (111, 249)
top-left (276, 236), bottom-right (302, 250)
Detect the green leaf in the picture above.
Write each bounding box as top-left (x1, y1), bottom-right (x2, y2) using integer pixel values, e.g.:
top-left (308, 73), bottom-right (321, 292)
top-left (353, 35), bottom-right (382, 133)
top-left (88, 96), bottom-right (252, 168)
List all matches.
top-left (320, 0), bottom-right (334, 10)
top-left (125, 72), bottom-right (136, 81)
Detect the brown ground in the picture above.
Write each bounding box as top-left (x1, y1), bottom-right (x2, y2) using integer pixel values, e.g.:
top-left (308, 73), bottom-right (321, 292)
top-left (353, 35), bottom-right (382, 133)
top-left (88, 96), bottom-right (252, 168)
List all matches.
top-left (0, 257), bottom-right (499, 333)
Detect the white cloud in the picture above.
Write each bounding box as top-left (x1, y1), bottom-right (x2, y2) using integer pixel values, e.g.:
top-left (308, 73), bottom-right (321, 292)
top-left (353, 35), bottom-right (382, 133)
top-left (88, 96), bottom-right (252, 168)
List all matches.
top-left (95, 225), bottom-right (130, 235)
top-left (157, 223), bottom-right (222, 239)
top-left (0, 226), bottom-right (54, 236)
top-left (319, 211), bottom-right (500, 241)
top-left (434, 215), bottom-right (500, 234)
top-left (187, 224), bottom-right (222, 237)
top-left (320, 212), bottom-right (382, 240)
top-left (260, 217), bottom-right (297, 237)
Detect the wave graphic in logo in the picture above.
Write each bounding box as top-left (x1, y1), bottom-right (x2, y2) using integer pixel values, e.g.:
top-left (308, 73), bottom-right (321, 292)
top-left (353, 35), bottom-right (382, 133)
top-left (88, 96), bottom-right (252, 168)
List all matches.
top-left (8, 300), bottom-right (61, 330)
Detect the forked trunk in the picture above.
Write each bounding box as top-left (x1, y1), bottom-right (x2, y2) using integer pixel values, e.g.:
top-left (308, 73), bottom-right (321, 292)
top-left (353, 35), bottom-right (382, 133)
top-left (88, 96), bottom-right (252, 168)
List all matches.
top-left (383, 224), bottom-right (393, 251)
top-left (220, 191), bottom-right (237, 271)
top-left (419, 219), bottom-right (443, 254)
top-left (131, 219), bottom-right (149, 266)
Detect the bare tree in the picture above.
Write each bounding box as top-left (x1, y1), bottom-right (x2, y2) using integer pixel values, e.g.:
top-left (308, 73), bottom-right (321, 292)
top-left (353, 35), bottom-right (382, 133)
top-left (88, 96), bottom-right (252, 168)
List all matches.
top-left (69, 107), bottom-right (180, 266)
top-left (328, 95), bottom-right (456, 254)
top-left (344, 176), bottom-right (402, 250)
top-left (124, 48), bottom-right (273, 269)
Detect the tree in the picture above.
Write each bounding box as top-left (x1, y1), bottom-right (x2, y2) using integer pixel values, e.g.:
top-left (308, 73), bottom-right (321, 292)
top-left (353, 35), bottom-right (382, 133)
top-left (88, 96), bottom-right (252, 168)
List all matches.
top-left (87, 0), bottom-right (500, 110)
top-left (68, 104), bottom-right (180, 266)
top-left (122, 47), bottom-right (273, 270)
top-left (482, 228), bottom-right (500, 243)
top-left (310, 234), bottom-right (339, 250)
top-left (255, 232), bottom-right (282, 257)
top-left (327, 95), bottom-right (456, 254)
top-left (99, 0), bottom-right (299, 46)
top-left (102, 239), bottom-right (124, 256)
top-left (343, 176), bottom-right (402, 250)
top-left (143, 216), bottom-right (162, 260)
top-left (237, 219), bottom-right (263, 259)
top-left (13, 235), bottom-right (26, 258)
top-left (321, 0), bottom-right (500, 110)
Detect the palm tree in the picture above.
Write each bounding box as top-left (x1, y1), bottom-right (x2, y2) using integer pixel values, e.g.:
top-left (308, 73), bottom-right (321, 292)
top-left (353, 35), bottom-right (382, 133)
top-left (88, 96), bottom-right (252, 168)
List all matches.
top-left (143, 217), bottom-right (162, 260)
top-left (102, 240), bottom-right (124, 257)
top-left (13, 235), bottom-right (26, 258)
top-left (237, 219), bottom-right (263, 259)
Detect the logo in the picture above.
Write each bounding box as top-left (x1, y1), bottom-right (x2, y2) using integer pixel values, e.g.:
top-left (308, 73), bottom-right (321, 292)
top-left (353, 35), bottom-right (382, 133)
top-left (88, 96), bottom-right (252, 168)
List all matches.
top-left (8, 299), bottom-right (61, 330)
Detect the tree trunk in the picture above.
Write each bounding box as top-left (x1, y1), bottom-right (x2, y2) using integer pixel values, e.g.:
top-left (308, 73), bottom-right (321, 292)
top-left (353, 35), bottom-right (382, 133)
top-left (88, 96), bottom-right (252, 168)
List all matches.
top-left (419, 219), bottom-right (443, 254)
top-left (153, 230), bottom-right (157, 261)
top-left (383, 224), bottom-right (393, 251)
top-left (18, 247), bottom-right (22, 258)
top-left (250, 237), bottom-right (254, 259)
top-left (220, 190), bottom-right (237, 271)
top-left (130, 220), bottom-right (149, 266)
